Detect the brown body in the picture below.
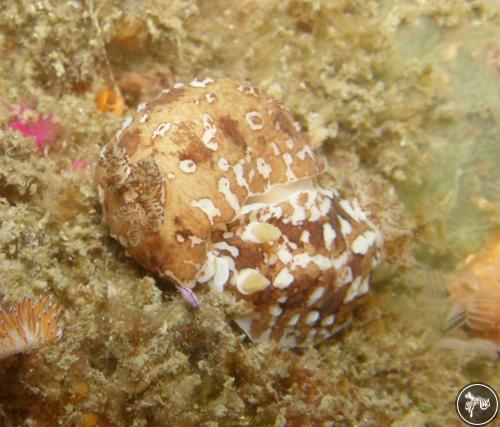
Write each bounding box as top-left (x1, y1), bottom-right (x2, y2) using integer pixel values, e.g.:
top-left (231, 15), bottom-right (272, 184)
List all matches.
top-left (95, 77), bottom-right (382, 347)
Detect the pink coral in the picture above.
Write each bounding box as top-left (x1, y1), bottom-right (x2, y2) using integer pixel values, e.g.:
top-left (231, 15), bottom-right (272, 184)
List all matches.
top-left (71, 158), bottom-right (91, 172)
top-left (10, 113), bottom-right (62, 152)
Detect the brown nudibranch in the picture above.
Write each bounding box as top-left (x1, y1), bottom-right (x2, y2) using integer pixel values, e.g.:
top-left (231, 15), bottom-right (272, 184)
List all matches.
top-left (95, 77), bottom-right (383, 347)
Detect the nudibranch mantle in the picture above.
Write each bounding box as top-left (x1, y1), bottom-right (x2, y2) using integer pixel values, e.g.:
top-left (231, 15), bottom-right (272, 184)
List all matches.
top-left (95, 77), bottom-right (382, 347)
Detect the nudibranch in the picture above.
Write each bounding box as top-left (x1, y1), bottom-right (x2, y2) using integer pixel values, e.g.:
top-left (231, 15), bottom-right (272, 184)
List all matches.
top-left (0, 297), bottom-right (63, 359)
top-left (95, 77), bottom-right (383, 347)
top-left (447, 233), bottom-right (500, 343)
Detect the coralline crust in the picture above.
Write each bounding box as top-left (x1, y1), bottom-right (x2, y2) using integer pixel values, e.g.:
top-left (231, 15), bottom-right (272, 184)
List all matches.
top-left (95, 77), bottom-right (382, 347)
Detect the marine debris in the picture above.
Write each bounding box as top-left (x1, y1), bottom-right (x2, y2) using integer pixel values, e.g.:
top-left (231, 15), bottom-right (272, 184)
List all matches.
top-left (95, 77), bottom-right (383, 347)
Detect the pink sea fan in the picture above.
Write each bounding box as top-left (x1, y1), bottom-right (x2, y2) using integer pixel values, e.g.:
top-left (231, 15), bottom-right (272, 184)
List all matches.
top-left (9, 113), bottom-right (62, 153)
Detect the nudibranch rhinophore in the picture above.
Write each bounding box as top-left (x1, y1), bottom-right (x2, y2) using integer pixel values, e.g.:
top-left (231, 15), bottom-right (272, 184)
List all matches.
top-left (95, 77), bottom-right (383, 347)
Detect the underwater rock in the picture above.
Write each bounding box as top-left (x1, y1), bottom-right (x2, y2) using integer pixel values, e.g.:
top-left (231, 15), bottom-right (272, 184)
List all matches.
top-left (95, 77), bottom-right (383, 347)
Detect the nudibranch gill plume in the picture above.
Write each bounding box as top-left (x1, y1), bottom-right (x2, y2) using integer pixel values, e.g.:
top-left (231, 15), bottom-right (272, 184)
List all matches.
top-left (95, 77), bottom-right (383, 347)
